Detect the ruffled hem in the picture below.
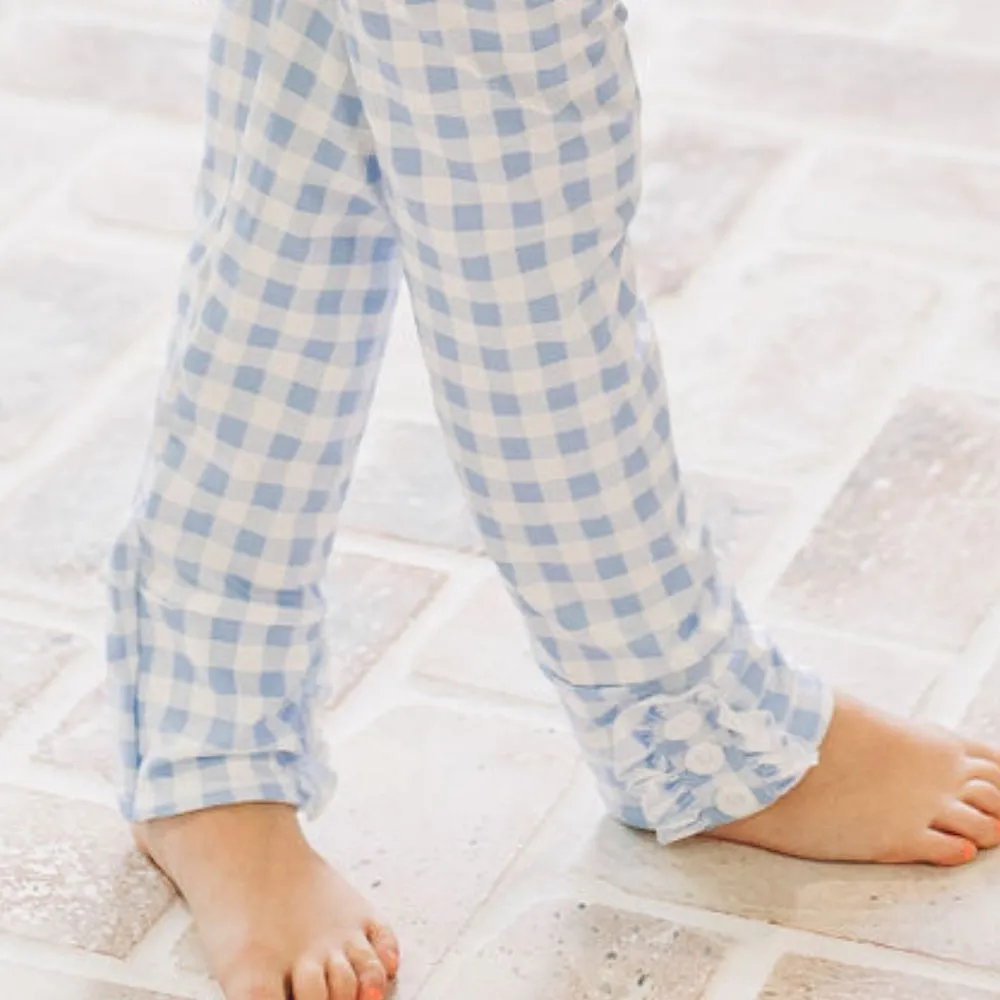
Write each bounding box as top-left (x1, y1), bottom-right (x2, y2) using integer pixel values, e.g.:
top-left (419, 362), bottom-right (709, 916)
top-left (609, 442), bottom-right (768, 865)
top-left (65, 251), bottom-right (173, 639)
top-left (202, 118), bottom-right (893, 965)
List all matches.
top-left (610, 674), bottom-right (832, 844)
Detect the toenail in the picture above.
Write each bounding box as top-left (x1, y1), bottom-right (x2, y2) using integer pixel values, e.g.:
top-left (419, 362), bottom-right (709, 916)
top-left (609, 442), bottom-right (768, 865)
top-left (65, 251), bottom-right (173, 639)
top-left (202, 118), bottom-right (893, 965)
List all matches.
top-left (963, 841), bottom-right (977, 863)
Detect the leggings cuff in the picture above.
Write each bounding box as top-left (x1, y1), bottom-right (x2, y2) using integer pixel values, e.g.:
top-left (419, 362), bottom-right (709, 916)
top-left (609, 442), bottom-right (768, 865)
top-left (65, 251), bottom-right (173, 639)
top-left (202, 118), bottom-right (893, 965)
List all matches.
top-left (552, 643), bottom-right (835, 844)
top-left (122, 751), bottom-right (337, 824)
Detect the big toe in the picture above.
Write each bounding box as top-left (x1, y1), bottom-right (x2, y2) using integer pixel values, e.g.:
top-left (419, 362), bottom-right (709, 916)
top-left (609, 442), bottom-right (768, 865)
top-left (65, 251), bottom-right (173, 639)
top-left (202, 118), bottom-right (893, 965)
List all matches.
top-left (346, 936), bottom-right (389, 1000)
top-left (364, 920), bottom-right (400, 979)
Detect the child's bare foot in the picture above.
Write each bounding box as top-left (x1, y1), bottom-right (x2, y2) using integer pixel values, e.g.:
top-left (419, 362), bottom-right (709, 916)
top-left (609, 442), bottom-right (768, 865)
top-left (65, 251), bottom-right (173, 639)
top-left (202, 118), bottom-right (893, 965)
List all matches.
top-left (706, 694), bottom-right (1000, 866)
top-left (133, 803), bottom-right (399, 1000)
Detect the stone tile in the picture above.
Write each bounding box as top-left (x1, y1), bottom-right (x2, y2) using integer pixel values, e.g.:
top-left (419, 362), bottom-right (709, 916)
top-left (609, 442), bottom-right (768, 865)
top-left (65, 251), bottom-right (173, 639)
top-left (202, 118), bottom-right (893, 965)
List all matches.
top-left (445, 901), bottom-right (729, 1000)
top-left (685, 472), bottom-right (790, 583)
top-left (0, 99), bottom-right (102, 223)
top-left (0, 243), bottom-right (173, 461)
top-left (630, 120), bottom-right (784, 298)
top-left (369, 306), bottom-right (437, 422)
top-left (325, 552), bottom-right (445, 705)
top-left (787, 148), bottom-right (1000, 266)
top-left (170, 925), bottom-right (205, 976)
top-left (45, 0), bottom-right (216, 24)
top-left (72, 129), bottom-right (202, 236)
top-left (340, 418), bottom-right (481, 552)
top-left (0, 377), bottom-right (157, 607)
top-left (937, 283), bottom-right (1000, 399)
top-left (0, 17), bottom-right (206, 120)
top-left (307, 707), bottom-right (578, 994)
top-left (896, 0), bottom-right (1000, 55)
top-left (645, 20), bottom-right (1000, 152)
top-left (412, 573), bottom-right (558, 705)
top-left (760, 955), bottom-right (1000, 1000)
top-left (0, 786), bottom-right (173, 957)
top-left (663, 253), bottom-right (937, 477)
top-left (959, 652), bottom-right (1000, 745)
top-left (0, 622), bottom-right (87, 738)
top-left (0, 962), bottom-right (182, 1000)
top-left (35, 685), bottom-right (115, 785)
top-left (663, 0), bottom-right (900, 28)
top-left (769, 624), bottom-right (943, 715)
top-left (579, 818), bottom-right (1000, 971)
top-left (772, 391), bottom-right (1000, 651)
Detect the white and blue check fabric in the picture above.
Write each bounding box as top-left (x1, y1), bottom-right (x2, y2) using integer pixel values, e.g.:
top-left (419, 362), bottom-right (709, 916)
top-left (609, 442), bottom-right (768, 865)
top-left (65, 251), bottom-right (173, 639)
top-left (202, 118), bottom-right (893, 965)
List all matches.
top-left (107, 0), bottom-right (833, 843)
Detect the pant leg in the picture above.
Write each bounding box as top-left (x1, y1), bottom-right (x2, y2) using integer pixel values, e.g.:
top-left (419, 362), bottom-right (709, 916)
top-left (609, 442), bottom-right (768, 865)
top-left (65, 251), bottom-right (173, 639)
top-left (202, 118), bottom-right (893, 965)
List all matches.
top-left (108, 0), bottom-right (401, 822)
top-left (336, 0), bottom-right (833, 843)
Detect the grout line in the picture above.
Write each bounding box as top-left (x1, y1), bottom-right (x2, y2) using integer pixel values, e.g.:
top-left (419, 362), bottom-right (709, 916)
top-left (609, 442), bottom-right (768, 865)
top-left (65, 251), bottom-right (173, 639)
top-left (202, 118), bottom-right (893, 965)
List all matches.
top-left (572, 873), bottom-right (1000, 993)
top-left (321, 559), bottom-right (567, 746)
top-left (735, 284), bottom-right (957, 609)
top-left (0, 641), bottom-right (101, 765)
top-left (0, 336), bottom-right (158, 506)
top-left (0, 592), bottom-right (104, 642)
top-left (920, 600), bottom-right (1000, 728)
top-left (0, 760), bottom-right (117, 810)
top-left (124, 899), bottom-right (194, 975)
top-left (635, 88), bottom-right (1000, 170)
top-left (768, 922), bottom-right (1000, 992)
top-left (334, 530), bottom-right (485, 576)
top-left (0, 932), bottom-right (216, 999)
top-left (703, 934), bottom-right (786, 1000)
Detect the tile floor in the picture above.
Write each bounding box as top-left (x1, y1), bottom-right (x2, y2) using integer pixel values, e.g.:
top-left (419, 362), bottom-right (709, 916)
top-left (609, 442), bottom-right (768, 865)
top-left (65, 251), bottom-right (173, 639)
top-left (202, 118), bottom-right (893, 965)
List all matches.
top-left (1, 1), bottom-right (1000, 997)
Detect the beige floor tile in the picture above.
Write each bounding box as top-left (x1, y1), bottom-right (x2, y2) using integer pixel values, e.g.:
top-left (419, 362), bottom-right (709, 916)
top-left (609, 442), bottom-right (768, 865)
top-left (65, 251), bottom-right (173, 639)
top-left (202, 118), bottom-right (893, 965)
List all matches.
top-left (579, 818), bottom-right (1000, 970)
top-left (411, 573), bottom-right (558, 705)
top-left (0, 374), bottom-right (158, 607)
top-left (304, 707), bottom-right (577, 995)
top-left (786, 148), bottom-right (1000, 266)
top-left (34, 685), bottom-right (115, 784)
top-left (663, 253), bottom-right (937, 478)
top-left (936, 283), bottom-right (1000, 399)
top-left (340, 418), bottom-right (481, 553)
top-left (772, 391), bottom-right (1000, 651)
top-left (0, 787), bottom-right (173, 957)
top-left (0, 244), bottom-right (171, 462)
top-left (0, 961), bottom-right (182, 1000)
top-left (642, 20), bottom-right (1000, 152)
top-left (325, 553), bottom-right (445, 705)
top-left (760, 955), bottom-right (1000, 999)
top-left (686, 472), bottom-right (791, 584)
top-left (71, 130), bottom-right (203, 237)
top-left (0, 17), bottom-right (206, 120)
top-left (629, 0), bottom-right (900, 33)
top-left (958, 650), bottom-right (1000, 745)
top-left (895, 0), bottom-right (1000, 56)
top-left (769, 625), bottom-right (944, 715)
top-left (629, 119), bottom-right (784, 298)
top-left (0, 98), bottom-right (103, 224)
top-left (0, 622), bottom-right (87, 737)
top-left (442, 900), bottom-right (730, 1000)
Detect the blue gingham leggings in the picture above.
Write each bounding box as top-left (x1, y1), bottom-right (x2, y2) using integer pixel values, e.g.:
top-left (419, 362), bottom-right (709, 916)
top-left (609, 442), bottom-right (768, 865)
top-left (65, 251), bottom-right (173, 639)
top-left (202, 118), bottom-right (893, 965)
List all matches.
top-left (107, 0), bottom-right (833, 843)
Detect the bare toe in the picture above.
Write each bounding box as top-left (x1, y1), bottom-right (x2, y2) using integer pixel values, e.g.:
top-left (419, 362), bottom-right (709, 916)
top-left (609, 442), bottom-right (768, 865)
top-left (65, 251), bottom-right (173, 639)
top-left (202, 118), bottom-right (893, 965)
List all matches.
top-left (937, 801), bottom-right (1000, 850)
top-left (967, 740), bottom-right (1000, 770)
top-left (963, 778), bottom-right (1000, 820)
top-left (326, 954), bottom-right (358, 1000)
top-left (968, 756), bottom-right (1000, 789)
top-left (365, 921), bottom-right (400, 979)
top-left (345, 937), bottom-right (388, 1000)
top-left (291, 959), bottom-right (328, 1000)
top-left (920, 830), bottom-right (978, 867)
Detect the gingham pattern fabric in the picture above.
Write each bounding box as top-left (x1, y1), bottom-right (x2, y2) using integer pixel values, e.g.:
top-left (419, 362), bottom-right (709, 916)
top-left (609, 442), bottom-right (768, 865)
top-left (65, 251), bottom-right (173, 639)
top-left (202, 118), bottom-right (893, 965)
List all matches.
top-left (107, 0), bottom-right (833, 841)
